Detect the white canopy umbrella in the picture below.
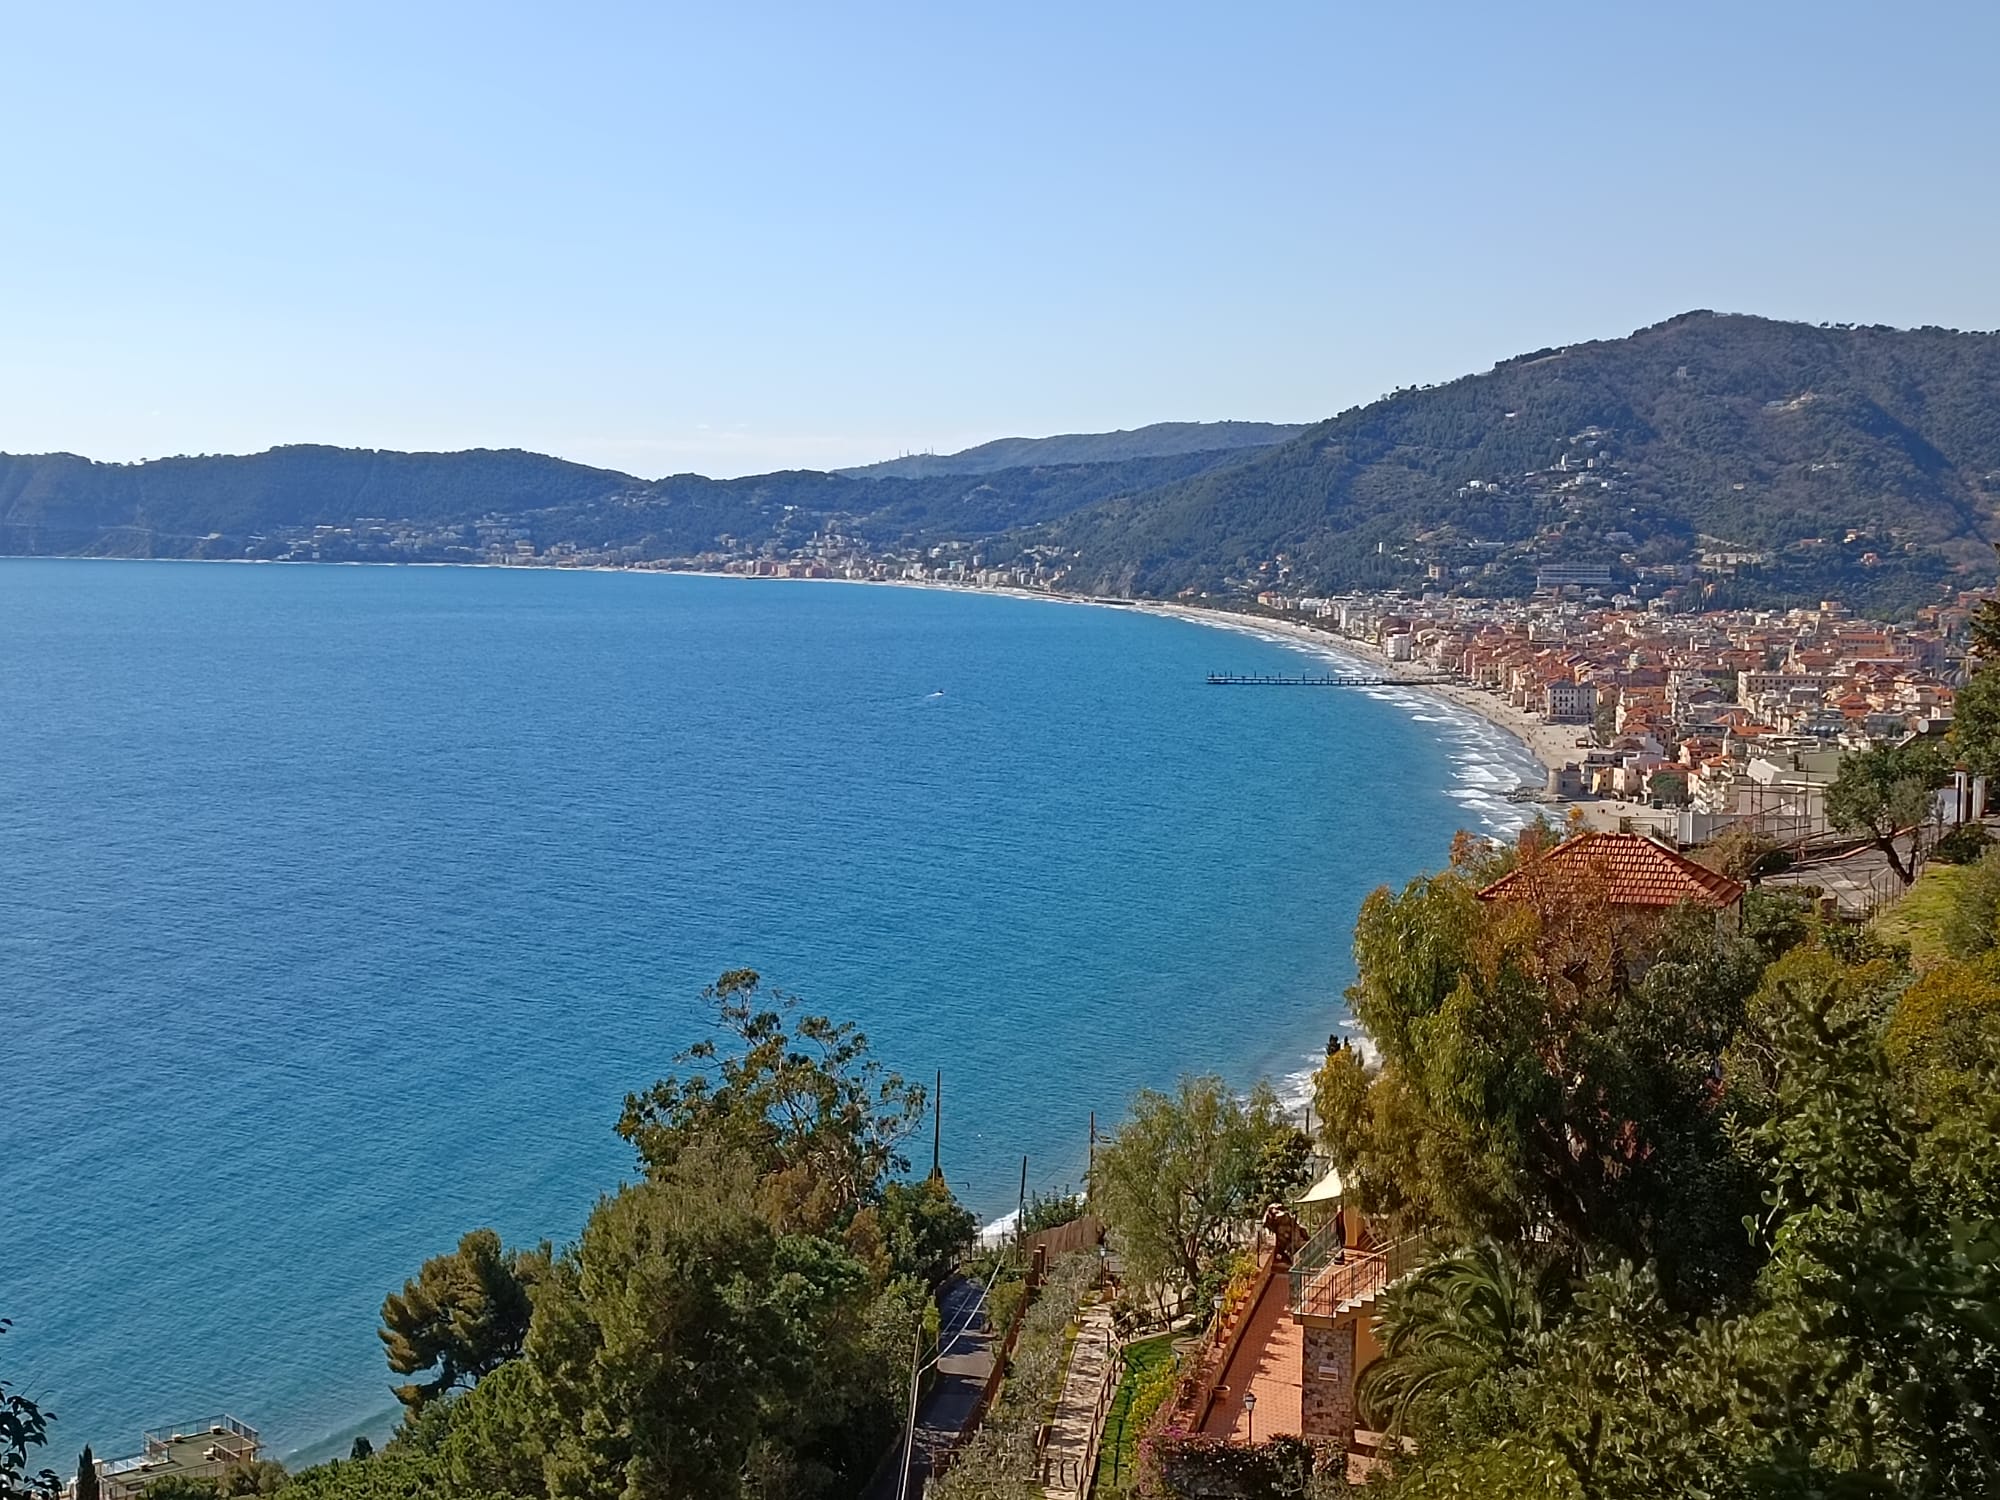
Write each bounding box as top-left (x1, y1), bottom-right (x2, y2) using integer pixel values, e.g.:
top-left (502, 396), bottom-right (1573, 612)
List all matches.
top-left (1294, 1164), bottom-right (1344, 1206)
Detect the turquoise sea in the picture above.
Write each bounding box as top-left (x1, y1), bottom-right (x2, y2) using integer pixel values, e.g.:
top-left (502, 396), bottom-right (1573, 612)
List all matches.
top-left (0, 560), bottom-right (1537, 1463)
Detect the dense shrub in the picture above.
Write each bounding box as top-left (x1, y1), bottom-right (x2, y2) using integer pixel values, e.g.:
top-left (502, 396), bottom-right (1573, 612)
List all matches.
top-left (1139, 1434), bottom-right (1345, 1498)
top-left (1932, 821), bottom-right (1995, 866)
top-left (1944, 845), bottom-right (2000, 956)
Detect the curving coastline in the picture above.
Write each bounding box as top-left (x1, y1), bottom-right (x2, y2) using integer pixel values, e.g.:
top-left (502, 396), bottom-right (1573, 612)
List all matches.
top-left (22, 556), bottom-right (1603, 826)
top-left (1134, 600), bottom-right (1677, 837)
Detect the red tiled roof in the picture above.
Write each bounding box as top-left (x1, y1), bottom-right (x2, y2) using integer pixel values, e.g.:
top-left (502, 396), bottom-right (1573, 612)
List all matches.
top-left (1476, 831), bottom-right (1744, 910)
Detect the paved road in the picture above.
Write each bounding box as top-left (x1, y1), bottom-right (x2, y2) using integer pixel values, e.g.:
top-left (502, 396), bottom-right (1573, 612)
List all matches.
top-left (1762, 835), bottom-right (1912, 917)
top-left (863, 1273), bottom-right (996, 1500)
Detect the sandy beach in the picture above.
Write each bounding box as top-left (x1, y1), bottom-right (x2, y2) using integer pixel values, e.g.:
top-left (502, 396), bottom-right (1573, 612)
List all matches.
top-left (1135, 600), bottom-right (1677, 837)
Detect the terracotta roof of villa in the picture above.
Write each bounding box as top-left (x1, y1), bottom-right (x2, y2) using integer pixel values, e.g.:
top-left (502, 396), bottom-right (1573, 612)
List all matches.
top-left (1477, 831), bottom-right (1745, 910)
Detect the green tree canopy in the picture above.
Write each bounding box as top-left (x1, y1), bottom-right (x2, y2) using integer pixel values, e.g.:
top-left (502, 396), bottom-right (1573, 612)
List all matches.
top-left (379, 1230), bottom-right (542, 1412)
top-left (1947, 577), bottom-right (2000, 776)
top-left (1337, 910), bottom-right (2000, 1499)
top-left (0, 1320), bottom-right (57, 1500)
top-left (1824, 739), bottom-right (1951, 885)
top-left (1948, 665), bottom-right (2000, 780)
top-left (616, 970), bottom-right (926, 1235)
top-left (1321, 842), bottom-right (1763, 1297)
top-left (526, 1148), bottom-right (912, 1500)
top-left (1090, 1075), bottom-right (1299, 1303)
top-left (1646, 769), bottom-right (1689, 807)
top-left (872, 1176), bottom-right (978, 1285)
top-left (144, 1480), bottom-right (222, 1499)
top-left (285, 974), bottom-right (963, 1500)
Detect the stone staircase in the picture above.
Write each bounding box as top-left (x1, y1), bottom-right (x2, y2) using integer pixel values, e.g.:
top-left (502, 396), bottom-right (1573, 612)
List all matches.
top-left (1039, 1298), bottom-right (1119, 1499)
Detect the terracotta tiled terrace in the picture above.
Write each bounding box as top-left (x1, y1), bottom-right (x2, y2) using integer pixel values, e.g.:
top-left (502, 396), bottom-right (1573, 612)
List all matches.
top-left (1199, 1271), bottom-right (1302, 1443)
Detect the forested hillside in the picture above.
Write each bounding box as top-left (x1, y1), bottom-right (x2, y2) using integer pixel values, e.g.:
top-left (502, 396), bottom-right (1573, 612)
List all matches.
top-left (0, 445), bottom-right (1249, 565)
top-left (836, 420), bottom-right (1302, 479)
top-left (563, 448), bottom-right (1264, 557)
top-left (0, 446), bottom-right (641, 555)
top-left (1044, 313), bottom-right (2000, 609)
top-left (6, 314), bottom-right (1999, 612)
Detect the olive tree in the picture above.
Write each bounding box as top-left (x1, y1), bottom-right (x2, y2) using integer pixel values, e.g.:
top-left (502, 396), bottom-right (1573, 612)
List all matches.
top-left (1825, 739), bottom-right (1950, 885)
top-left (1090, 1075), bottom-right (1302, 1308)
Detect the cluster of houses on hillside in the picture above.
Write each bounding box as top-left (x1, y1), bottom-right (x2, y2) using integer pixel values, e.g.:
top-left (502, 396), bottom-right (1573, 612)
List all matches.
top-left (1256, 589), bottom-right (1981, 849)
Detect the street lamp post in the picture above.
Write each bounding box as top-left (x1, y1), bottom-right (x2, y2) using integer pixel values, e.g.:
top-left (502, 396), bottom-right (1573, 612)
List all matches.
top-left (1243, 1390), bottom-right (1257, 1445)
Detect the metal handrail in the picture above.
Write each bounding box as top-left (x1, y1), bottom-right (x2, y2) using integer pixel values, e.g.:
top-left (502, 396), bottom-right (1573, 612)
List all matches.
top-left (1288, 1218), bottom-right (1347, 1281)
top-left (142, 1416), bottom-right (258, 1451)
top-left (1288, 1234), bottom-right (1432, 1320)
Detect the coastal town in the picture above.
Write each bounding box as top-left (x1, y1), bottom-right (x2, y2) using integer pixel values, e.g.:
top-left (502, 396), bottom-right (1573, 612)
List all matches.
top-left (1242, 585), bottom-right (1966, 807)
top-left (16, 0), bottom-right (2000, 1491)
top-left (1196, 583), bottom-right (1980, 917)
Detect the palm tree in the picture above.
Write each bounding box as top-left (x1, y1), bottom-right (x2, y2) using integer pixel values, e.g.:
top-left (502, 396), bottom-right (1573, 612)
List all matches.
top-left (1357, 1240), bottom-right (1565, 1437)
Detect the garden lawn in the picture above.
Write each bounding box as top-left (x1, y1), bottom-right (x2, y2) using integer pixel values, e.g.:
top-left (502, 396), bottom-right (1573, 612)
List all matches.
top-left (1873, 861), bottom-right (1969, 968)
top-left (1094, 1333), bottom-right (1177, 1497)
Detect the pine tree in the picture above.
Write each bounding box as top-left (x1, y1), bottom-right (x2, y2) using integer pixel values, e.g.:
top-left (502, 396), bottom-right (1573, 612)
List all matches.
top-left (74, 1449), bottom-right (99, 1500)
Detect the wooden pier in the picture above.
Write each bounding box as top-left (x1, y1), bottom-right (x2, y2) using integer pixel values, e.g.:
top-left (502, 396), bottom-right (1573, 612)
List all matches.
top-left (1205, 671), bottom-right (1453, 687)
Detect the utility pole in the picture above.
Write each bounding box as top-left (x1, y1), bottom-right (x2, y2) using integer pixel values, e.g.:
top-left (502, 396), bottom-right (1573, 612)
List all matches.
top-left (1087, 1111), bottom-right (1096, 1202)
top-left (1018, 1155), bottom-right (1028, 1248)
top-left (931, 1069), bottom-right (942, 1183)
top-left (895, 1325), bottom-right (922, 1500)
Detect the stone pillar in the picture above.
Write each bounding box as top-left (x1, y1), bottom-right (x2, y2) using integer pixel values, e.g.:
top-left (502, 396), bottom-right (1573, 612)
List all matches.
top-left (1299, 1319), bottom-right (1356, 1445)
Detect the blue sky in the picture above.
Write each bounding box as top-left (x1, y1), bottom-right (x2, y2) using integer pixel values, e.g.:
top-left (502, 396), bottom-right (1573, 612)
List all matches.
top-left (2, 1), bottom-right (1995, 477)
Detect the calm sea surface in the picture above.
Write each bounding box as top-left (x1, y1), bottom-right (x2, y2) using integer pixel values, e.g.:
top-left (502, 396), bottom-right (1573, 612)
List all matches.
top-left (0, 560), bottom-right (1535, 1461)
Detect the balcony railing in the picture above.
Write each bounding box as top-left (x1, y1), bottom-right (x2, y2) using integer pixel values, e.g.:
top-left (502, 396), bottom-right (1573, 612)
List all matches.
top-left (1287, 1232), bottom-right (1433, 1320)
top-left (142, 1415), bottom-right (259, 1455)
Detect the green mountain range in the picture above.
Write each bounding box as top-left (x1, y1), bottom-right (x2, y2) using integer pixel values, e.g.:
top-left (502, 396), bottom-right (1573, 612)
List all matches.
top-left (5, 312), bottom-right (1997, 612)
top-left (1044, 312), bottom-right (2000, 610)
top-left (834, 420), bottom-right (1304, 479)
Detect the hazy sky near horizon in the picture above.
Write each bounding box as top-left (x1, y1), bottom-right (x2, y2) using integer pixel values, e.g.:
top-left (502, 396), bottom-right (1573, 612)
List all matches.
top-left (3, 1), bottom-right (1996, 478)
